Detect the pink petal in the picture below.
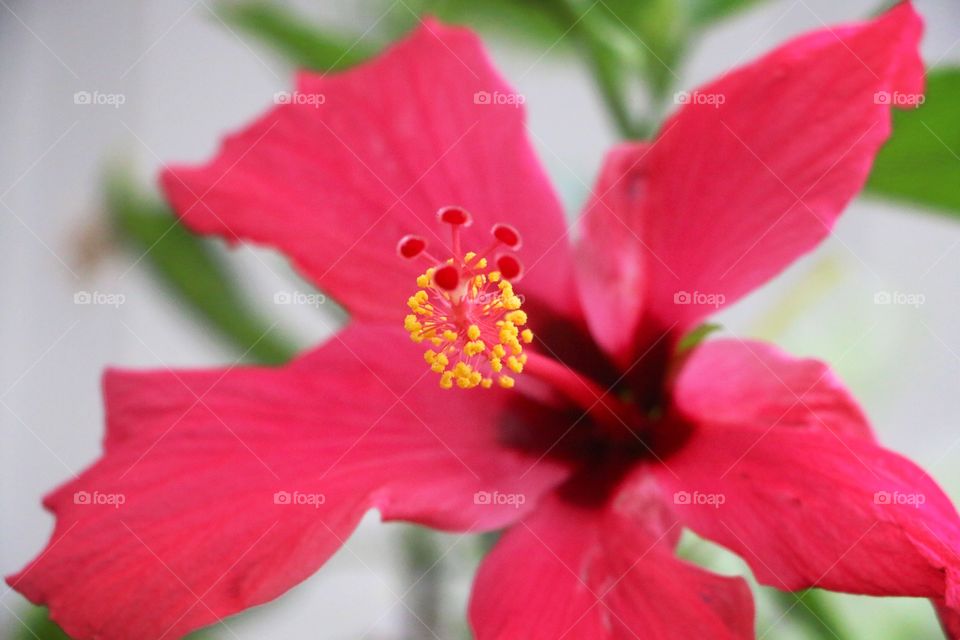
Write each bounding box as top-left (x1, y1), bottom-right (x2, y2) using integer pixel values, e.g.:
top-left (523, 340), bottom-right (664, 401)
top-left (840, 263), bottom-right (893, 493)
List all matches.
top-left (576, 2), bottom-right (924, 353)
top-left (469, 483), bottom-right (753, 639)
top-left (161, 20), bottom-right (577, 324)
top-left (654, 418), bottom-right (960, 610)
top-left (8, 325), bottom-right (568, 640)
top-left (575, 143), bottom-right (650, 359)
top-left (937, 600), bottom-right (960, 639)
top-left (672, 338), bottom-right (874, 440)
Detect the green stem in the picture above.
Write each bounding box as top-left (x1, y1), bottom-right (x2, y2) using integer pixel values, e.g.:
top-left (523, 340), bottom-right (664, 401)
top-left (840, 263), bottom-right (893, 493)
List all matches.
top-left (546, 0), bottom-right (645, 139)
top-left (401, 528), bottom-right (445, 638)
top-left (584, 43), bottom-right (644, 139)
top-left (772, 590), bottom-right (850, 640)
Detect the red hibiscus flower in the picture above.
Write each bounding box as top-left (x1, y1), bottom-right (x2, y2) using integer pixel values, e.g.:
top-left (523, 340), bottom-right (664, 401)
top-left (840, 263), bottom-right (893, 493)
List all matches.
top-left (11, 3), bottom-right (960, 639)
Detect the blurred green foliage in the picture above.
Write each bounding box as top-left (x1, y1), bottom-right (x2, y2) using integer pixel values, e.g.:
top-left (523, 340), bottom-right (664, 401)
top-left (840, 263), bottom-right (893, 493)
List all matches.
top-left (105, 171), bottom-right (298, 366)
top-left (771, 590), bottom-right (850, 640)
top-left (216, 0), bottom-right (773, 137)
top-left (217, 2), bottom-right (376, 70)
top-left (13, 607), bottom-right (213, 640)
top-left (14, 608), bottom-right (71, 640)
top-left (868, 68), bottom-right (960, 216)
top-left (689, 0), bottom-right (770, 26)
top-left (677, 322), bottom-right (722, 353)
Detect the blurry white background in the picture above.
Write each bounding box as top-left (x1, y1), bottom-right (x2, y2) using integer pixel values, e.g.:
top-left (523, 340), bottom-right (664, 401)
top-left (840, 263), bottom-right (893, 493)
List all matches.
top-left (2, 0), bottom-right (960, 638)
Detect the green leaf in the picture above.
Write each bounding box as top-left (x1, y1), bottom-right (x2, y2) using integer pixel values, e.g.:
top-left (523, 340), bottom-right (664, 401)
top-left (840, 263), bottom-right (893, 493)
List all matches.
top-left (105, 170), bottom-right (298, 366)
top-left (690, 0), bottom-right (771, 26)
top-left (215, 1), bottom-right (376, 71)
top-left (596, 0), bottom-right (687, 100)
top-left (677, 322), bottom-right (722, 353)
top-left (13, 606), bottom-right (218, 639)
top-left (867, 67), bottom-right (960, 216)
top-left (396, 0), bottom-right (577, 49)
top-left (769, 589), bottom-right (850, 640)
top-left (14, 607), bottom-right (70, 640)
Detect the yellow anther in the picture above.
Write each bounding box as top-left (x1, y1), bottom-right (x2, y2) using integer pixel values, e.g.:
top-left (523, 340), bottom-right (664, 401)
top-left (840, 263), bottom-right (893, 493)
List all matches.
top-left (405, 314), bottom-right (421, 331)
top-left (498, 375), bottom-right (515, 389)
top-left (465, 340), bottom-right (486, 356)
top-left (424, 350), bottom-right (437, 364)
top-left (505, 310), bottom-right (527, 325)
top-left (476, 258), bottom-right (488, 269)
top-left (498, 322), bottom-right (519, 344)
top-left (492, 344), bottom-right (506, 358)
top-left (465, 251), bottom-right (477, 262)
top-left (481, 377), bottom-right (493, 389)
top-left (443, 330), bottom-right (458, 342)
top-left (439, 371), bottom-right (454, 389)
top-left (467, 324), bottom-right (481, 340)
top-left (521, 329), bottom-right (534, 344)
top-left (416, 273), bottom-right (430, 288)
top-left (506, 356), bottom-right (524, 373)
top-left (491, 357), bottom-right (503, 373)
top-left (504, 295), bottom-right (522, 310)
top-left (430, 353), bottom-right (449, 373)
top-left (489, 271), bottom-right (501, 283)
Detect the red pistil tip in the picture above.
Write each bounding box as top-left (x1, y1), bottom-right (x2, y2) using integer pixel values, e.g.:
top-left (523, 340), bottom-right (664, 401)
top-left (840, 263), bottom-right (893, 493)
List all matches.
top-left (496, 254), bottom-right (523, 281)
top-left (433, 264), bottom-right (460, 291)
top-left (397, 235), bottom-right (427, 259)
top-left (492, 223), bottom-right (522, 249)
top-left (437, 206), bottom-right (472, 227)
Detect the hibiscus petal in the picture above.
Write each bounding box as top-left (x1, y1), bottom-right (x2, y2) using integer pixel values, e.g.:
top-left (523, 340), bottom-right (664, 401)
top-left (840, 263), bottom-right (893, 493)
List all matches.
top-left (161, 20), bottom-right (576, 323)
top-left (672, 338), bottom-right (874, 440)
top-left (576, 2), bottom-right (924, 355)
top-left (575, 143), bottom-right (650, 358)
top-left (469, 482), bottom-right (753, 639)
top-left (654, 419), bottom-right (960, 613)
top-left (8, 325), bottom-right (568, 640)
top-left (937, 600), bottom-right (960, 639)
